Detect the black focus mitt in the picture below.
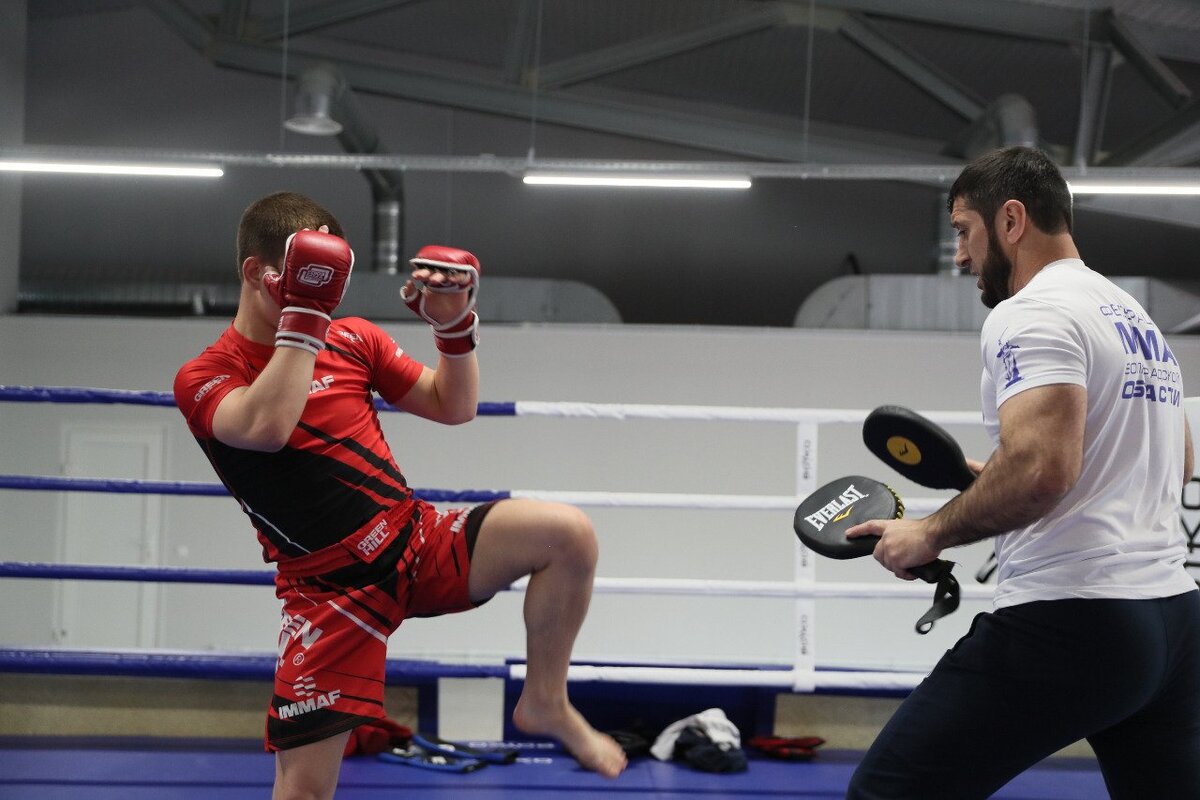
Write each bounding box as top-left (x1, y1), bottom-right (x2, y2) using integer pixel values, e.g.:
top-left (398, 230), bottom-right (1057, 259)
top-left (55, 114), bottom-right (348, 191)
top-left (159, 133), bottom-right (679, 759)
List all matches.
top-left (793, 475), bottom-right (959, 634)
top-left (863, 405), bottom-right (997, 582)
top-left (862, 405), bottom-right (975, 492)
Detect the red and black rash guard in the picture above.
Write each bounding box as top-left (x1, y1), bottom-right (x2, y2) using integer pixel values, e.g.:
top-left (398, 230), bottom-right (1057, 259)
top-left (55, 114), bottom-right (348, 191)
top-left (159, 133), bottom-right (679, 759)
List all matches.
top-left (173, 318), bottom-right (425, 564)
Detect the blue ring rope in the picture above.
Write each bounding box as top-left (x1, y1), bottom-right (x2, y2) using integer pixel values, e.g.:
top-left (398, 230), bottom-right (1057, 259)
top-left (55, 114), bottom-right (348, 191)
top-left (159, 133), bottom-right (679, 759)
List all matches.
top-left (0, 385), bottom-right (516, 416)
top-left (0, 648), bottom-right (507, 681)
top-left (0, 647), bottom-right (915, 696)
top-left (0, 475), bottom-right (511, 503)
top-left (0, 562), bottom-right (274, 585)
top-left (0, 386), bottom-right (515, 500)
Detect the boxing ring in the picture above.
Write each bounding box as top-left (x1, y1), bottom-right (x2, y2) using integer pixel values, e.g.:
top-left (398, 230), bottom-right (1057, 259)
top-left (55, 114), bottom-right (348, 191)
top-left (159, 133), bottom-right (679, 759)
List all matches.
top-left (0, 383), bottom-right (1157, 798)
top-left (0, 385), bottom-right (997, 688)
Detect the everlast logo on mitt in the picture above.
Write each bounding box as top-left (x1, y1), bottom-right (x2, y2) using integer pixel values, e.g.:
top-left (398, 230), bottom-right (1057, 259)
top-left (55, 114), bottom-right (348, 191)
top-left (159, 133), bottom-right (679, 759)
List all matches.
top-left (803, 484), bottom-right (870, 531)
top-left (297, 264), bottom-right (335, 287)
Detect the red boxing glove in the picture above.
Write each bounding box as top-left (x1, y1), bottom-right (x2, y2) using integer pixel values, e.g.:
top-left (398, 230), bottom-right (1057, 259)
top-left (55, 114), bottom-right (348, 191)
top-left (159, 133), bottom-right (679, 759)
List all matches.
top-left (270, 229), bottom-right (355, 356)
top-left (401, 245), bottom-right (480, 358)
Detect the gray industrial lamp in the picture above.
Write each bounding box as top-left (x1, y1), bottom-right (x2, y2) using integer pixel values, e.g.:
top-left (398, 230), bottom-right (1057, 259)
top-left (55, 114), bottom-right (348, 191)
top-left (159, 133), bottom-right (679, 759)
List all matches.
top-left (285, 64), bottom-right (345, 136)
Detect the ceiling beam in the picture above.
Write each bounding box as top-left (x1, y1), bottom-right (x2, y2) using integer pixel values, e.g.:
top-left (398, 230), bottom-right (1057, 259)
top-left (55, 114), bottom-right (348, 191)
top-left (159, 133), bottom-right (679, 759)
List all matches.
top-left (837, 12), bottom-right (984, 121)
top-left (1072, 44), bottom-right (1113, 167)
top-left (199, 35), bottom-right (948, 164)
top-left (536, 5), bottom-right (790, 90)
top-left (1102, 101), bottom-right (1200, 167)
top-left (806, 0), bottom-right (1200, 65)
top-left (148, 0), bottom-right (1200, 170)
top-left (790, 0), bottom-right (1104, 45)
top-left (502, 0), bottom-right (539, 85)
top-left (143, 0), bottom-right (213, 51)
top-left (1105, 11), bottom-right (1192, 109)
top-left (217, 0), bottom-right (252, 40)
top-left (217, 0), bottom-right (250, 40)
top-left (256, 0), bottom-right (418, 42)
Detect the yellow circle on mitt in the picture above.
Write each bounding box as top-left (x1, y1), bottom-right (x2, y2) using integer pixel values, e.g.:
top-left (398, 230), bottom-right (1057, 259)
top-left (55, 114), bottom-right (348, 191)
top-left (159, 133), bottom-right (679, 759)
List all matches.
top-left (886, 435), bottom-right (922, 465)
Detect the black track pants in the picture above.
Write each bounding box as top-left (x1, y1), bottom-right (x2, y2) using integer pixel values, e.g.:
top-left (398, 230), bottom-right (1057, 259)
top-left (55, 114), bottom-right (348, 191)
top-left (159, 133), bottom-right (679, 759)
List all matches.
top-left (846, 591), bottom-right (1200, 800)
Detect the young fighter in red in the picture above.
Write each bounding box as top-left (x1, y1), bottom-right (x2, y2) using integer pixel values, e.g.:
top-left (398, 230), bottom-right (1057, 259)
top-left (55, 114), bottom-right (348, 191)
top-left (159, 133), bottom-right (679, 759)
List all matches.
top-left (174, 192), bottom-right (626, 799)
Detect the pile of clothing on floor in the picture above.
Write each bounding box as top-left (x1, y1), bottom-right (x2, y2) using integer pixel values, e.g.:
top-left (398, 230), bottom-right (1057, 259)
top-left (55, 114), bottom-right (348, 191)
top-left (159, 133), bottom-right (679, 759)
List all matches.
top-left (345, 709), bottom-right (824, 774)
top-left (617, 707), bottom-right (825, 773)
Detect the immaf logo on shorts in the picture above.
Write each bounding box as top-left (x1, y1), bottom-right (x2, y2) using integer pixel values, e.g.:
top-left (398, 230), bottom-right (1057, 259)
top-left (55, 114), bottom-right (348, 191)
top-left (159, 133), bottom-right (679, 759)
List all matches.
top-left (276, 681), bottom-right (343, 719)
top-left (297, 263), bottom-right (335, 287)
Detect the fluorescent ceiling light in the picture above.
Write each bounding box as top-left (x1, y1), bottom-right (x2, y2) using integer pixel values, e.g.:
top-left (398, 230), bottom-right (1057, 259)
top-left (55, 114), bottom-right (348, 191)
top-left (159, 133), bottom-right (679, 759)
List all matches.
top-left (0, 160), bottom-right (223, 178)
top-left (524, 173), bottom-right (751, 189)
top-left (1068, 182), bottom-right (1200, 196)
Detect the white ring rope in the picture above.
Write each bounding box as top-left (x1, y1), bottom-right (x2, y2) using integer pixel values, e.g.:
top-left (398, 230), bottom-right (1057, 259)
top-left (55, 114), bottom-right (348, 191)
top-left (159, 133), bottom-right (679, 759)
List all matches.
top-left (510, 491), bottom-right (952, 513)
top-left (564, 577), bottom-right (994, 602)
top-left (515, 401), bottom-right (982, 427)
top-left (507, 665), bottom-right (926, 692)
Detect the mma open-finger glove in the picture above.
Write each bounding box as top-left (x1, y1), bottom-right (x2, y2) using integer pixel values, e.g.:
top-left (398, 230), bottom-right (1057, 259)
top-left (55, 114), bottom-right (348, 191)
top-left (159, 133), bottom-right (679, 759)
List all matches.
top-left (401, 245), bottom-right (480, 357)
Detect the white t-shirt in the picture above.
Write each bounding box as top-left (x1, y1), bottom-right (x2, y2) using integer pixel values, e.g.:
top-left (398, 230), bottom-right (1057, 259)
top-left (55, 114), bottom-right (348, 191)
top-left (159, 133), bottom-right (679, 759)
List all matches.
top-left (979, 258), bottom-right (1195, 608)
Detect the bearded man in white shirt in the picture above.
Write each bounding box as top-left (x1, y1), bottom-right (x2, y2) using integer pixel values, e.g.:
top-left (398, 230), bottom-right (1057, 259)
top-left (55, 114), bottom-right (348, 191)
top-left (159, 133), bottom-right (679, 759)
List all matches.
top-left (846, 146), bottom-right (1199, 800)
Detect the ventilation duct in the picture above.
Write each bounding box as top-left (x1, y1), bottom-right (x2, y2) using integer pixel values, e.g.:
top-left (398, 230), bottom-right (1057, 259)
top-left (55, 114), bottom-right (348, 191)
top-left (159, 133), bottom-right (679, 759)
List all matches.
top-left (935, 94), bottom-right (1040, 274)
top-left (944, 93), bottom-right (1039, 161)
top-left (288, 63), bottom-right (405, 274)
top-left (795, 274), bottom-right (1200, 334)
top-left (18, 280), bottom-right (241, 317)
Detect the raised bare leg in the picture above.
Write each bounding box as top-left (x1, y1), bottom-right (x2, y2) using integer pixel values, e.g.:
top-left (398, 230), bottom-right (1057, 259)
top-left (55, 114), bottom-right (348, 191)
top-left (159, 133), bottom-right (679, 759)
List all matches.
top-left (468, 498), bottom-right (627, 778)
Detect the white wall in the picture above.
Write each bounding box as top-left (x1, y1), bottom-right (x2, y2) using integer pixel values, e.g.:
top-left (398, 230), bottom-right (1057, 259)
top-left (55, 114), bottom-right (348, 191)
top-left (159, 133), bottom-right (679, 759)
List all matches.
top-left (2, 315), bottom-right (1199, 674)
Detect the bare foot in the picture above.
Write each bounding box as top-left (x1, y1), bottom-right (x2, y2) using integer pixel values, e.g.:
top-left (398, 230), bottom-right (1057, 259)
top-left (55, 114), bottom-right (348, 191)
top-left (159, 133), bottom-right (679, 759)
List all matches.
top-left (513, 695), bottom-right (628, 778)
